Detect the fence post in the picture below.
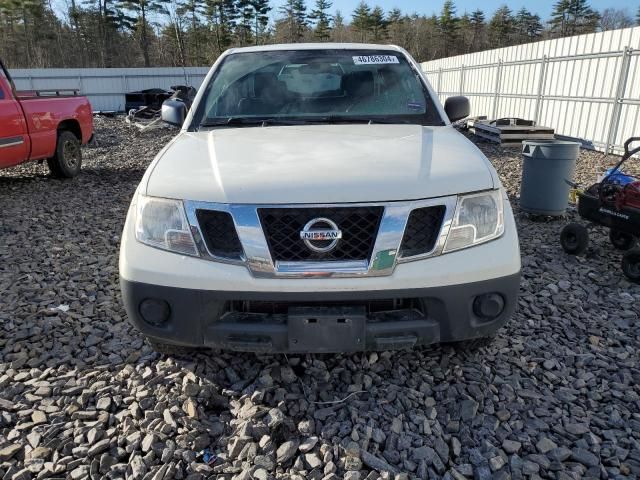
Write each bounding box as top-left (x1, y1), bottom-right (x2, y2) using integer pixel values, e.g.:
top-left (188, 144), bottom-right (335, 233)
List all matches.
top-left (437, 67), bottom-right (442, 96)
top-left (492, 60), bottom-right (503, 120)
top-left (606, 46), bottom-right (633, 154)
top-left (533, 55), bottom-right (548, 125)
top-left (459, 64), bottom-right (465, 95)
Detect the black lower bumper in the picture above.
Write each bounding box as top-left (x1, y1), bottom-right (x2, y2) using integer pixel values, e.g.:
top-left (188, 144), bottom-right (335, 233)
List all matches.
top-left (120, 272), bottom-right (521, 353)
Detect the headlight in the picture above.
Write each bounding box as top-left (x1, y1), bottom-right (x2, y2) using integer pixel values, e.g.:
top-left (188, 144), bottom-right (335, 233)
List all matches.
top-left (135, 195), bottom-right (199, 256)
top-left (444, 189), bottom-right (504, 253)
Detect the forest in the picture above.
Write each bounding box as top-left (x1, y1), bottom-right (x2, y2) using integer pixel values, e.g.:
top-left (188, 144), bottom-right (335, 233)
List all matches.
top-left (1, 0), bottom-right (639, 69)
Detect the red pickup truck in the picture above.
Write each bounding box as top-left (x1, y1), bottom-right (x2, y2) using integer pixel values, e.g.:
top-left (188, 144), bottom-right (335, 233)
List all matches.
top-left (0, 59), bottom-right (93, 178)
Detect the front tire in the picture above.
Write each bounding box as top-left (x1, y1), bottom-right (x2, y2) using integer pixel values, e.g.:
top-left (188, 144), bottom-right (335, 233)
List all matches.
top-left (610, 229), bottom-right (636, 251)
top-left (560, 223), bottom-right (589, 255)
top-left (622, 249), bottom-right (640, 283)
top-left (47, 130), bottom-right (82, 178)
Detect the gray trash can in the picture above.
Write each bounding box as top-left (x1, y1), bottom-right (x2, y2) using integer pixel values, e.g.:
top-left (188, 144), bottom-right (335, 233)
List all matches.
top-left (520, 140), bottom-right (580, 216)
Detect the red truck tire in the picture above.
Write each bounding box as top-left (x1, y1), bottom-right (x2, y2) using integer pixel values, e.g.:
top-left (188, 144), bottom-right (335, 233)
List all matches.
top-left (47, 130), bottom-right (82, 178)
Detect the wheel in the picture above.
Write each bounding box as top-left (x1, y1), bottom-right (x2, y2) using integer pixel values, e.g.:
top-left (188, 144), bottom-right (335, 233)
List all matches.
top-left (560, 223), bottom-right (589, 255)
top-left (147, 337), bottom-right (195, 356)
top-left (622, 249), bottom-right (640, 283)
top-left (610, 229), bottom-right (636, 251)
top-left (47, 130), bottom-right (82, 178)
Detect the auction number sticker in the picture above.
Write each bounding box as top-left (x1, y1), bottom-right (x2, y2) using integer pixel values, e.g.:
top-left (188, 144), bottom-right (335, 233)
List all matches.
top-left (353, 55), bottom-right (399, 65)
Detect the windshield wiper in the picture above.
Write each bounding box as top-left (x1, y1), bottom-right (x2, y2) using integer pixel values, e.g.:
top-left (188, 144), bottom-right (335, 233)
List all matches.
top-left (311, 115), bottom-right (415, 125)
top-left (200, 117), bottom-right (313, 128)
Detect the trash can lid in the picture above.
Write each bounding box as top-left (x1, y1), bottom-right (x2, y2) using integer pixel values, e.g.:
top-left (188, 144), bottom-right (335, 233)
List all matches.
top-left (522, 139), bottom-right (580, 159)
top-left (522, 139), bottom-right (581, 147)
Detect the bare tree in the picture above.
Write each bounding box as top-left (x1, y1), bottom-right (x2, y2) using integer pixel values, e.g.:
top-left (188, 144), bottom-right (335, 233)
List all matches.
top-left (599, 8), bottom-right (634, 31)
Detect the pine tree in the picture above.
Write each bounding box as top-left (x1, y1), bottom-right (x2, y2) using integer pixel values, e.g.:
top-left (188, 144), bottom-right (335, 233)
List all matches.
top-left (514, 7), bottom-right (542, 42)
top-left (488, 5), bottom-right (514, 48)
top-left (235, 0), bottom-right (253, 45)
top-left (550, 0), bottom-right (599, 37)
top-left (386, 8), bottom-right (408, 46)
top-left (203, 0), bottom-right (236, 55)
top-left (457, 12), bottom-right (471, 52)
top-left (351, 2), bottom-right (371, 42)
top-left (308, 0), bottom-right (331, 41)
top-left (278, 0), bottom-right (307, 42)
top-left (117, 0), bottom-right (170, 66)
top-left (637, 6), bottom-right (640, 26)
top-left (330, 9), bottom-right (346, 41)
top-left (438, 0), bottom-right (458, 56)
top-left (550, 0), bottom-right (570, 36)
top-left (250, 0), bottom-right (270, 44)
top-left (469, 9), bottom-right (485, 51)
top-left (81, 0), bottom-right (123, 67)
top-left (175, 0), bottom-right (205, 63)
top-left (369, 6), bottom-right (386, 41)
top-left (568, 0), bottom-right (599, 35)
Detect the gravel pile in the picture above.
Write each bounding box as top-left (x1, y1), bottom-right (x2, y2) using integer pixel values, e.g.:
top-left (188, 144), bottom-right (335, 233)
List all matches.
top-left (0, 118), bottom-right (639, 480)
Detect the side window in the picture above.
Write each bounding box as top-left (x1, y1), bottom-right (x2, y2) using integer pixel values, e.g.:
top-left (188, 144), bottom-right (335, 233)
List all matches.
top-left (0, 67), bottom-right (8, 99)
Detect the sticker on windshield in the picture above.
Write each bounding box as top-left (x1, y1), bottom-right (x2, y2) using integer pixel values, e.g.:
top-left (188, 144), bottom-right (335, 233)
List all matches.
top-left (353, 55), bottom-right (399, 65)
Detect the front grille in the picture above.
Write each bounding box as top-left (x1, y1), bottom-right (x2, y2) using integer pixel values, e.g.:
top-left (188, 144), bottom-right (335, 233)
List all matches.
top-left (258, 207), bottom-right (384, 262)
top-left (399, 206), bottom-right (446, 257)
top-left (196, 210), bottom-right (244, 260)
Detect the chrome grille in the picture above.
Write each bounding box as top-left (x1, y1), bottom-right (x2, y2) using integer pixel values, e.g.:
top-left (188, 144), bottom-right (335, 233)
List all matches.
top-left (258, 207), bottom-right (384, 262)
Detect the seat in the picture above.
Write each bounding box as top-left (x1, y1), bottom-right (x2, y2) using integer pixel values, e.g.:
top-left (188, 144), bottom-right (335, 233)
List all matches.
top-left (237, 72), bottom-right (288, 116)
top-left (342, 71), bottom-right (375, 100)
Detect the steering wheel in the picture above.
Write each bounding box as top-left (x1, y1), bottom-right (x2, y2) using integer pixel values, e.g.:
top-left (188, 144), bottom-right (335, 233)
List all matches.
top-left (345, 97), bottom-right (368, 113)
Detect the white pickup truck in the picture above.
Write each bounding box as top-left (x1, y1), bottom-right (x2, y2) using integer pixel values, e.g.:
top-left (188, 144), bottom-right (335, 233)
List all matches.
top-left (119, 44), bottom-right (521, 354)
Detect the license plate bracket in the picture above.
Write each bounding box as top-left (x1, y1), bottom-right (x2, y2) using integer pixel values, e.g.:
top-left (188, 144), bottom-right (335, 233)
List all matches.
top-left (288, 306), bottom-right (366, 353)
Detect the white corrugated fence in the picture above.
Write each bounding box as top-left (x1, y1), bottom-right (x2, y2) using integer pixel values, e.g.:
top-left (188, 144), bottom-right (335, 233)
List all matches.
top-left (9, 67), bottom-right (210, 112)
top-left (421, 26), bottom-right (640, 154)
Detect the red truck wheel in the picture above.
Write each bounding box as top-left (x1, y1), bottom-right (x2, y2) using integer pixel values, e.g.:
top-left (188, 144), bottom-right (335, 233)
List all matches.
top-left (47, 130), bottom-right (82, 178)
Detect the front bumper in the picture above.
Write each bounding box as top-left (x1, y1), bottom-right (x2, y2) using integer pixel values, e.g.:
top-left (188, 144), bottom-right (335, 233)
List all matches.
top-left (121, 271), bottom-right (520, 352)
top-left (120, 194), bottom-right (521, 352)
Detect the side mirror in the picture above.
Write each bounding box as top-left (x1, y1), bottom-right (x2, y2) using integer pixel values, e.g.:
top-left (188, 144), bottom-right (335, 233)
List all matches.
top-left (161, 99), bottom-right (187, 126)
top-left (444, 96), bottom-right (470, 123)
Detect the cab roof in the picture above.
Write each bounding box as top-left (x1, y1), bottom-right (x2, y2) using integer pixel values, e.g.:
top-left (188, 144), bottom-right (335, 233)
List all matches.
top-left (226, 43), bottom-right (404, 54)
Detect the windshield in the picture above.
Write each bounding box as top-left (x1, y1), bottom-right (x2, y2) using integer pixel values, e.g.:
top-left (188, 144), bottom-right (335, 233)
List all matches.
top-left (191, 49), bottom-right (443, 129)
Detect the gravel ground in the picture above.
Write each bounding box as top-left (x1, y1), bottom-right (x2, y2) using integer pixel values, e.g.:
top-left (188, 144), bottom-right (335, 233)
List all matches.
top-left (1, 117), bottom-right (639, 480)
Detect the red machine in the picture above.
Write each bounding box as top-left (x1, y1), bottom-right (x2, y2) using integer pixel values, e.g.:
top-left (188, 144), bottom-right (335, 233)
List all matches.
top-left (616, 181), bottom-right (640, 210)
top-left (560, 138), bottom-right (640, 283)
top-left (0, 58), bottom-right (93, 177)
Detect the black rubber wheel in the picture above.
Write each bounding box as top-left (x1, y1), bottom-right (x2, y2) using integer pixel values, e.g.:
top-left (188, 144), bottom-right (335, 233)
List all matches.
top-left (560, 223), bottom-right (589, 255)
top-left (47, 130), bottom-right (82, 178)
top-left (622, 249), bottom-right (640, 284)
top-left (147, 338), bottom-right (195, 356)
top-left (610, 229), bottom-right (636, 251)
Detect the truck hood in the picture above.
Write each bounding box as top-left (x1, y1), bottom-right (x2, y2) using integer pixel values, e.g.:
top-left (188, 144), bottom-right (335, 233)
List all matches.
top-left (145, 124), bottom-right (495, 204)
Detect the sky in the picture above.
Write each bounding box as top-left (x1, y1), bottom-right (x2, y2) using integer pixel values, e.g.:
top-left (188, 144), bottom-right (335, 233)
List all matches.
top-left (271, 0), bottom-right (638, 22)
